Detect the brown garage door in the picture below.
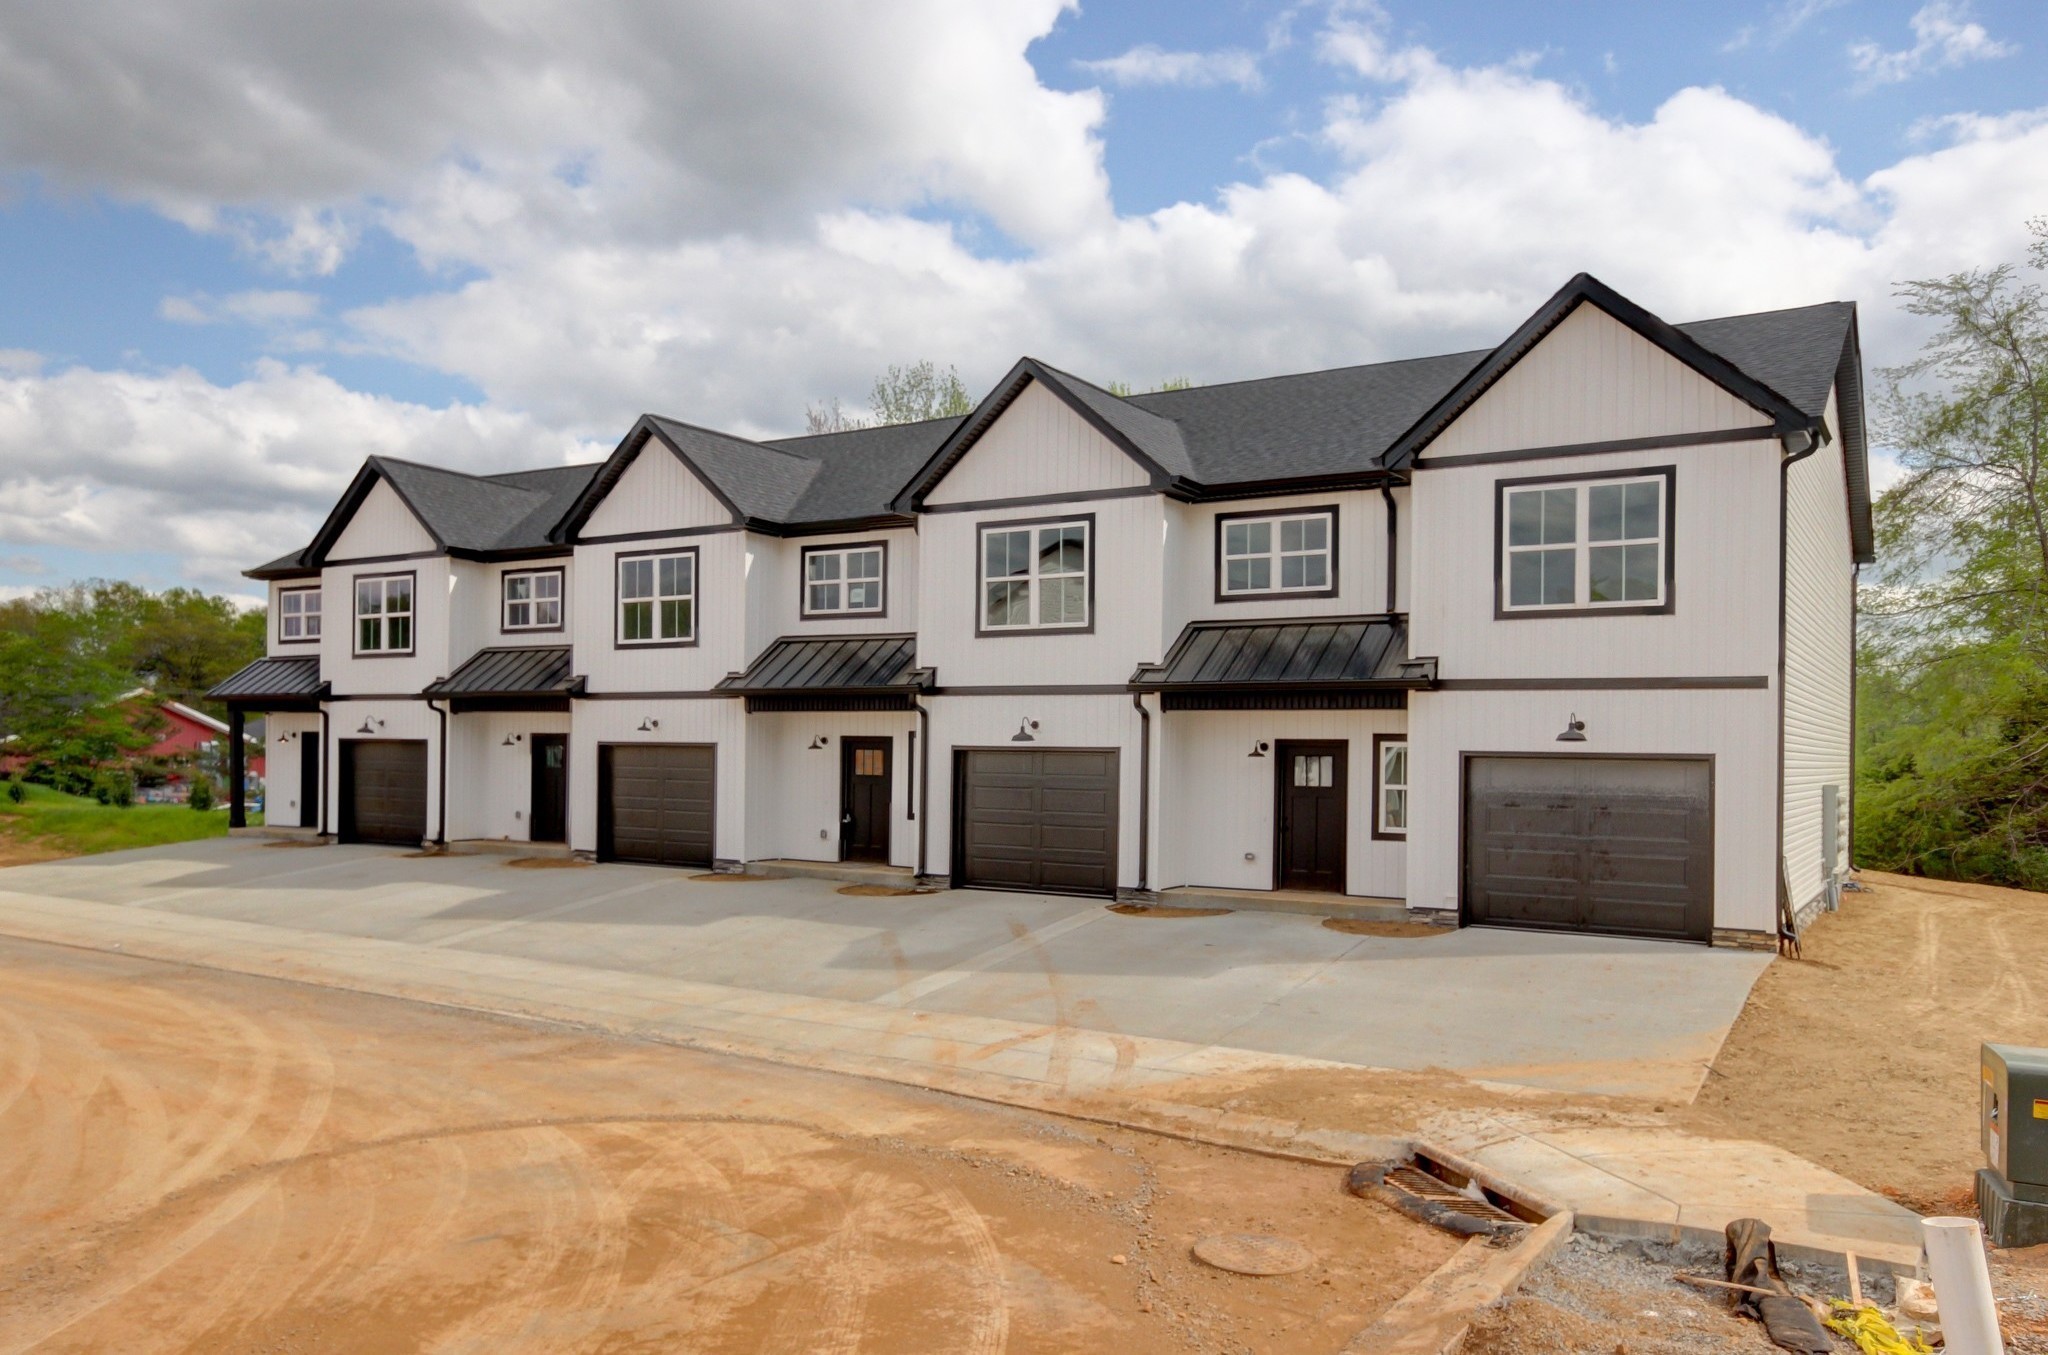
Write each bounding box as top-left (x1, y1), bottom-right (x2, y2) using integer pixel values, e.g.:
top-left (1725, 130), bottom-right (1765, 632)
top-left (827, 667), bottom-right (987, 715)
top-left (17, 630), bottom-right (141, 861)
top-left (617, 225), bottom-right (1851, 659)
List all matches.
top-left (1464, 755), bottom-right (1712, 943)
top-left (600, 744), bottom-right (714, 867)
top-left (341, 739), bottom-right (428, 846)
top-left (956, 749), bottom-right (1117, 896)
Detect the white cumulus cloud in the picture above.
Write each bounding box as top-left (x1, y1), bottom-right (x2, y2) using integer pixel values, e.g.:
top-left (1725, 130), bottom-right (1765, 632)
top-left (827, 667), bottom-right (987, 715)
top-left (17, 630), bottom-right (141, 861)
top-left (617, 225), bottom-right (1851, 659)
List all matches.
top-left (1850, 1), bottom-right (2014, 87)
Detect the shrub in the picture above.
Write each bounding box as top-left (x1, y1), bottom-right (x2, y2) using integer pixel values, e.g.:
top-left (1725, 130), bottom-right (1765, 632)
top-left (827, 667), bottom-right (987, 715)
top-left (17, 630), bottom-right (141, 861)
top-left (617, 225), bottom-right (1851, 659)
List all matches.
top-left (5, 780), bottom-right (22, 805)
top-left (187, 777), bottom-right (214, 812)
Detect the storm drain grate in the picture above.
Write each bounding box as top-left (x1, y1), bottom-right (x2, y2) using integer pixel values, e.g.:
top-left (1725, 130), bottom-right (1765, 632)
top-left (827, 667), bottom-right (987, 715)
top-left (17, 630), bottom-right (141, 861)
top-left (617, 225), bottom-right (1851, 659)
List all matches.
top-left (1347, 1156), bottom-right (1538, 1238)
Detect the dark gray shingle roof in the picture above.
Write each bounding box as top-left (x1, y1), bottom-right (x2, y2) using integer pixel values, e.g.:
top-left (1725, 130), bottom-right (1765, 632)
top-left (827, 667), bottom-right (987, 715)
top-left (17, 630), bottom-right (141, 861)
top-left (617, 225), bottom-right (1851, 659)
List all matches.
top-left (208, 655), bottom-right (324, 701)
top-left (425, 646), bottom-right (578, 697)
top-left (1131, 619), bottom-right (1424, 689)
top-left (716, 635), bottom-right (923, 692)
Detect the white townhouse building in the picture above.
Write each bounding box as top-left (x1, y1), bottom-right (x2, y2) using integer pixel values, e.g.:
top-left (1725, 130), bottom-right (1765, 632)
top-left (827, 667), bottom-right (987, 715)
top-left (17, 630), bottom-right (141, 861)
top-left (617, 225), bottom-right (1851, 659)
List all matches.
top-left (211, 275), bottom-right (1869, 947)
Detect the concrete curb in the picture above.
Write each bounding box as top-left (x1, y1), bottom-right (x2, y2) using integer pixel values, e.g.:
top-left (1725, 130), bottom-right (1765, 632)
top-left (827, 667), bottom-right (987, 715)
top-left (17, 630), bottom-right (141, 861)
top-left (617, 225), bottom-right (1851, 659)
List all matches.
top-left (1342, 1210), bottom-right (1576, 1354)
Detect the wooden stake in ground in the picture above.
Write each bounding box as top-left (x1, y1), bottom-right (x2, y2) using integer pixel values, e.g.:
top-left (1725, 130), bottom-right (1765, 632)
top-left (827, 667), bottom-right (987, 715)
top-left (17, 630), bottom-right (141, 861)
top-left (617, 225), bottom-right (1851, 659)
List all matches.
top-left (1848, 1252), bottom-right (1863, 1308)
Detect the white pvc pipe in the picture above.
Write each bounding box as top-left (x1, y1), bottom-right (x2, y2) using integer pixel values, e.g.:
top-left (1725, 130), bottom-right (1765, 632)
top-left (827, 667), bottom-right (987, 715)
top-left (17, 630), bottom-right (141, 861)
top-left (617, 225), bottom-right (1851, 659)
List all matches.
top-left (1924, 1216), bottom-right (2005, 1355)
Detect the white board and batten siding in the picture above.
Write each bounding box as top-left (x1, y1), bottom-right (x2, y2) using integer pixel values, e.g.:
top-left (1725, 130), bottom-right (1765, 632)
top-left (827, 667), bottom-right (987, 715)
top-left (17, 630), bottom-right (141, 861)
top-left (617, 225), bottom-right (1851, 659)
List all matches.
top-left (923, 379), bottom-right (1150, 505)
top-left (318, 554), bottom-right (454, 696)
top-left (329, 478), bottom-right (437, 559)
top-left (262, 711), bottom-right (322, 828)
top-left (743, 713), bottom-right (919, 870)
top-left (1157, 709), bottom-right (1407, 900)
top-left (443, 709), bottom-right (572, 843)
top-left (1781, 384), bottom-right (1855, 916)
top-left (581, 441), bottom-right (733, 537)
top-left (1426, 303), bottom-right (1771, 458)
top-left (1166, 490), bottom-right (1398, 635)
top-left (756, 529), bottom-right (920, 640)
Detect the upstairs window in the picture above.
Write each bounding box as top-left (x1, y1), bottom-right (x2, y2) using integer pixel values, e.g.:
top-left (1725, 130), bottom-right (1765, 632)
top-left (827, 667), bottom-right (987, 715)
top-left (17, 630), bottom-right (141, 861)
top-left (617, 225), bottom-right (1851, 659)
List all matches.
top-left (354, 574), bottom-right (414, 655)
top-left (278, 586), bottom-right (321, 644)
top-left (503, 568), bottom-right (563, 631)
top-left (1498, 468), bottom-right (1673, 615)
top-left (979, 517), bottom-right (1091, 633)
top-left (617, 549), bottom-right (696, 645)
top-left (1374, 737), bottom-right (1408, 839)
top-left (1217, 507), bottom-right (1337, 599)
top-left (802, 543), bottom-right (886, 617)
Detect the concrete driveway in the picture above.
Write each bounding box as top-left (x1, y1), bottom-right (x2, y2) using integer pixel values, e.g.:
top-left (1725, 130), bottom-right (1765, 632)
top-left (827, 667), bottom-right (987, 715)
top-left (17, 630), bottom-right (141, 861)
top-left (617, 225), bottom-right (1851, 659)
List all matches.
top-left (0, 839), bottom-right (1771, 1100)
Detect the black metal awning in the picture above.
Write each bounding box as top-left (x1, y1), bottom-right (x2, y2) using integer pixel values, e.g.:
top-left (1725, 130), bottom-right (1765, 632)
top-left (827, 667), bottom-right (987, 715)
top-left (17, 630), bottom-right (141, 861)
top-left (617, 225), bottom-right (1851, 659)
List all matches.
top-left (206, 655), bottom-right (327, 706)
top-left (424, 646), bottom-right (581, 709)
top-left (1130, 617), bottom-right (1433, 709)
top-left (717, 634), bottom-right (930, 711)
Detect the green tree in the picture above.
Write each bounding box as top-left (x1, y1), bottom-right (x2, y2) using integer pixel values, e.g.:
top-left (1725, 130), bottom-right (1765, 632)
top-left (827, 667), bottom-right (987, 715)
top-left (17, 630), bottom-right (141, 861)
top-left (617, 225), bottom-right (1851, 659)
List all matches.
top-left (1857, 219), bottom-right (2048, 885)
top-left (806, 360), bottom-right (977, 433)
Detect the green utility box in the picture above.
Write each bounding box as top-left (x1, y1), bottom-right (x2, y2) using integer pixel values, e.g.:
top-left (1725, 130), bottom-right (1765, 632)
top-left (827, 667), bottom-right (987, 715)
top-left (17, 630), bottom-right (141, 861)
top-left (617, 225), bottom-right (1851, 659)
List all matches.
top-left (1977, 1043), bottom-right (2048, 1247)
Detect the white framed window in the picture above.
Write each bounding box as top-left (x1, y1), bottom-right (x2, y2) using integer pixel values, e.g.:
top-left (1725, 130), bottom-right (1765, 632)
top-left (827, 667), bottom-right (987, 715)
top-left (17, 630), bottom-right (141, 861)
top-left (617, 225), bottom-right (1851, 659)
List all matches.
top-left (353, 574), bottom-right (414, 655)
top-left (802, 543), bottom-right (886, 617)
top-left (1499, 469), bottom-right (1672, 614)
top-left (1374, 737), bottom-right (1407, 838)
top-left (1217, 507), bottom-right (1336, 598)
top-left (502, 568), bottom-right (563, 631)
top-left (617, 549), bottom-right (696, 645)
top-left (278, 586), bottom-right (321, 643)
top-left (979, 516), bottom-right (1091, 633)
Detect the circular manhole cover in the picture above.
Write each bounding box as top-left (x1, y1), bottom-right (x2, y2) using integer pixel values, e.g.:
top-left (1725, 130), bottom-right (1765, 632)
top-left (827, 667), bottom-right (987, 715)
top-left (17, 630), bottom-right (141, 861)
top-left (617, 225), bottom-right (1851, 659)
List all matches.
top-left (1191, 1233), bottom-right (1314, 1276)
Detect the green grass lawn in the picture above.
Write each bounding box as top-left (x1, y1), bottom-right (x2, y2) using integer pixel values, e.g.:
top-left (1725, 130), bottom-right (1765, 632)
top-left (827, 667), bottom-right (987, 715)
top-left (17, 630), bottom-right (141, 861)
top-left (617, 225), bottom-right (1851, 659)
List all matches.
top-left (0, 782), bottom-right (258, 859)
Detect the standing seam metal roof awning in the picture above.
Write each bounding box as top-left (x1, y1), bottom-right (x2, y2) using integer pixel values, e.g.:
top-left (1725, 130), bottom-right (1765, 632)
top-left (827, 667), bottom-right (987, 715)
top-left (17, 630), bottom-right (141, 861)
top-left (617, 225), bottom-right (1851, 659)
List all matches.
top-left (206, 655), bottom-right (326, 701)
top-left (1129, 619), bottom-right (1432, 689)
top-left (716, 635), bottom-right (926, 693)
top-left (423, 646), bottom-right (579, 697)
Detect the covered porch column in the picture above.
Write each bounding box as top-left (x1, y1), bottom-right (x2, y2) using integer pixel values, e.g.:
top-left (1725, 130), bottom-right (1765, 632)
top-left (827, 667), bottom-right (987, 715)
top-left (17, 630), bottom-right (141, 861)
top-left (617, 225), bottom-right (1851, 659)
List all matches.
top-left (227, 705), bottom-right (247, 828)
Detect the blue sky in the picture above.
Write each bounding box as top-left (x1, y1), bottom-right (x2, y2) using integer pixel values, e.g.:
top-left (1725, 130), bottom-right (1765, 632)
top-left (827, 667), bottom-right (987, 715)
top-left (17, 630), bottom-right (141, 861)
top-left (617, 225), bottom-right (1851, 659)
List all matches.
top-left (0, 0), bottom-right (2042, 599)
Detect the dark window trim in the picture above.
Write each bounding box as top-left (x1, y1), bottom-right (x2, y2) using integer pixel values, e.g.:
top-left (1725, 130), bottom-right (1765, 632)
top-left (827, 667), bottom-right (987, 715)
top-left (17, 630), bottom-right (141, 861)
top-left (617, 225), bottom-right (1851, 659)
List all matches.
top-left (974, 512), bottom-right (1097, 638)
top-left (350, 570), bottom-right (418, 658)
top-left (613, 546), bottom-right (701, 649)
top-left (1212, 503), bottom-right (1341, 604)
top-left (276, 583), bottom-right (322, 646)
top-left (1371, 732), bottom-right (1408, 841)
top-left (799, 540), bottom-right (890, 620)
top-left (1492, 464), bottom-right (1677, 620)
top-left (500, 565), bottom-right (567, 635)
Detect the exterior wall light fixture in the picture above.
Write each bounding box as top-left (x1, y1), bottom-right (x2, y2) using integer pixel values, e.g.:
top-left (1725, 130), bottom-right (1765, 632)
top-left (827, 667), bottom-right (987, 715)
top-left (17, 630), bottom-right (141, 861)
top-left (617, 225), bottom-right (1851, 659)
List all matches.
top-left (637, 717), bottom-right (661, 732)
top-left (808, 735), bottom-right (829, 750)
top-left (1011, 719), bottom-right (1039, 743)
top-left (502, 732), bottom-right (523, 746)
top-left (1557, 713), bottom-right (1587, 743)
top-left (356, 717), bottom-right (383, 734)
top-left (1248, 740), bottom-right (1269, 758)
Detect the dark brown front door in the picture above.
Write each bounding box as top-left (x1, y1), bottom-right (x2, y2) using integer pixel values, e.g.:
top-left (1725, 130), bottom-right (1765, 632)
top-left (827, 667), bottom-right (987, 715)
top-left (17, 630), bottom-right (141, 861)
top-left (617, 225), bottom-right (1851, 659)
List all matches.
top-left (529, 734), bottom-right (567, 843)
top-left (840, 737), bottom-right (891, 863)
top-left (1277, 740), bottom-right (1347, 892)
top-left (299, 736), bottom-right (321, 831)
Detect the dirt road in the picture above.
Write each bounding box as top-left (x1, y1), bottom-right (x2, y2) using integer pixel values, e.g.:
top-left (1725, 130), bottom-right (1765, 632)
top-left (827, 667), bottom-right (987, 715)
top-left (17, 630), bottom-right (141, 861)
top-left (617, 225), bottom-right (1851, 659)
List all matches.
top-left (1680, 869), bottom-right (2048, 1212)
top-left (0, 935), bottom-right (1452, 1354)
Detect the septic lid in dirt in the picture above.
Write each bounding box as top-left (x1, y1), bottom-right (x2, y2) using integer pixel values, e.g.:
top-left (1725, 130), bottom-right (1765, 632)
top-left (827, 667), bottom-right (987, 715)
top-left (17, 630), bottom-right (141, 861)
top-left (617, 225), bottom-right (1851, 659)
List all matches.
top-left (1191, 1233), bottom-right (1314, 1276)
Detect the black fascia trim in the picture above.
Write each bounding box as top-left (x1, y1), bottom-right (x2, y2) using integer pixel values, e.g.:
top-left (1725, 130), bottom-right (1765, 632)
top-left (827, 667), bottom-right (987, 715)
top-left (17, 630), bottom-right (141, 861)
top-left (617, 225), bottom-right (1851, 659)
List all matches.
top-left (973, 511), bottom-right (1098, 639)
top-left (1433, 675), bottom-right (1768, 690)
top-left (573, 689), bottom-right (741, 700)
top-left (763, 514), bottom-right (917, 538)
top-left (578, 522), bottom-right (744, 546)
top-left (1211, 503), bottom-right (1341, 604)
top-left (448, 545), bottom-right (574, 562)
top-left (325, 549), bottom-right (443, 567)
top-left (1129, 679), bottom-right (1430, 694)
top-left (892, 362), bottom-right (1175, 512)
top-left (1166, 469), bottom-right (1405, 503)
top-left (798, 540), bottom-right (890, 620)
top-left (306, 459), bottom-right (449, 567)
top-left (1381, 274), bottom-right (1816, 470)
top-left (1415, 425), bottom-right (1774, 470)
top-left (931, 683), bottom-right (1132, 696)
top-left (244, 557), bottom-right (317, 581)
top-left (1492, 465), bottom-right (1678, 620)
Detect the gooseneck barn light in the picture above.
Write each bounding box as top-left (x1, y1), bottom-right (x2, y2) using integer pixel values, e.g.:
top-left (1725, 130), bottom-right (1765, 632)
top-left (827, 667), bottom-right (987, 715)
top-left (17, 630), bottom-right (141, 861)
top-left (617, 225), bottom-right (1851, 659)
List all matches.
top-left (1556, 713), bottom-right (1587, 743)
top-left (1011, 718), bottom-right (1039, 743)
